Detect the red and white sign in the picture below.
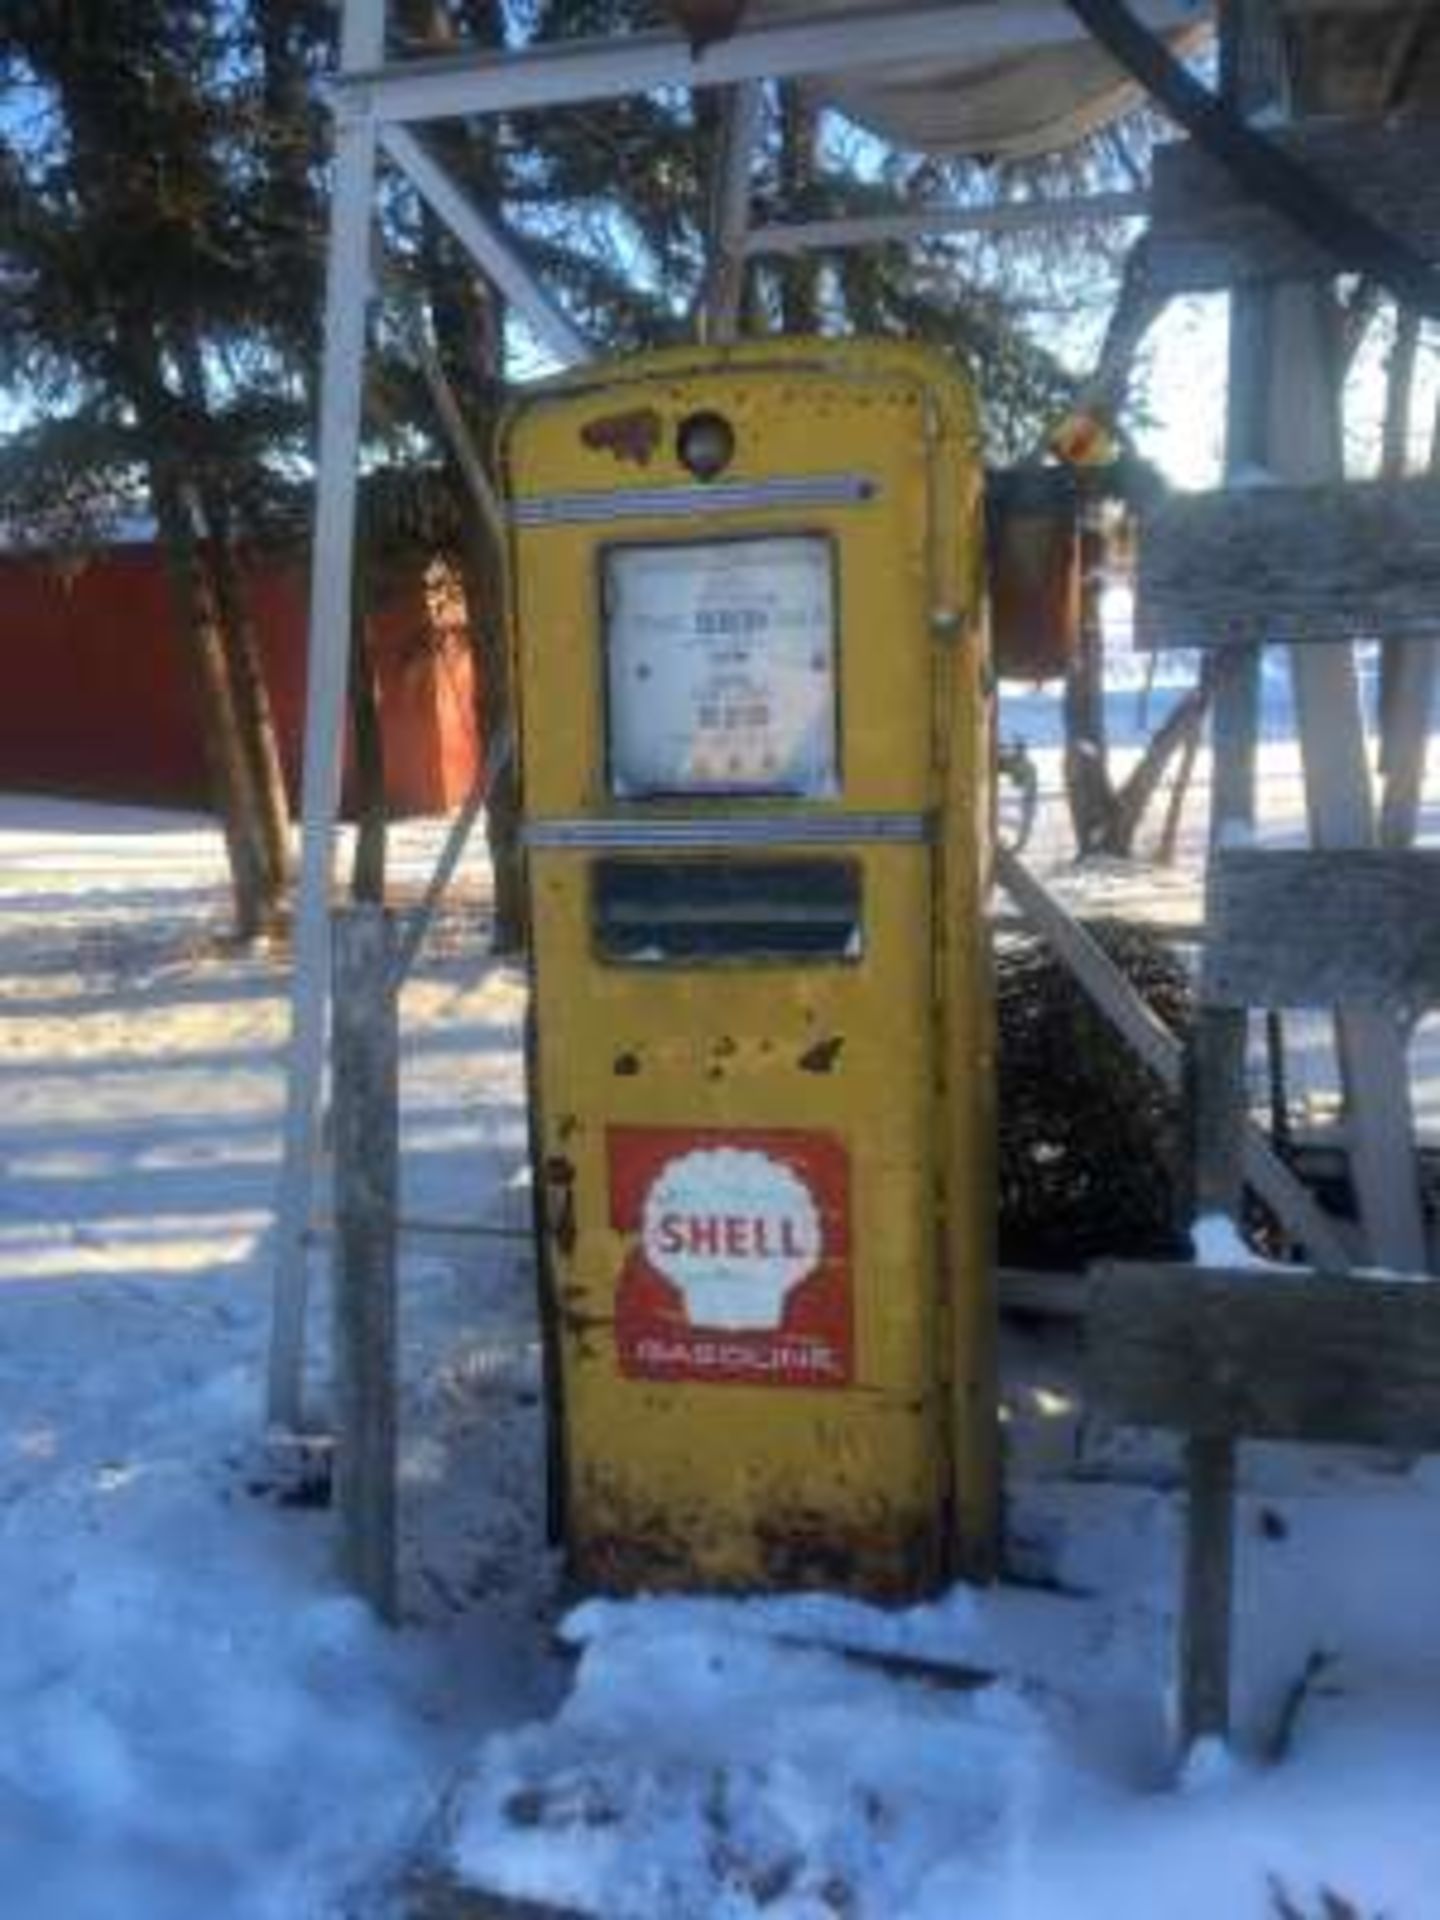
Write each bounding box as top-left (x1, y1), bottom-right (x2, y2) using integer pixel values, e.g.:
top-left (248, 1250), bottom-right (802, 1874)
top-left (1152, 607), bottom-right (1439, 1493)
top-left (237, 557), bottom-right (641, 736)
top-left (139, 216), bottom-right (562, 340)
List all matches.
top-left (609, 1126), bottom-right (851, 1386)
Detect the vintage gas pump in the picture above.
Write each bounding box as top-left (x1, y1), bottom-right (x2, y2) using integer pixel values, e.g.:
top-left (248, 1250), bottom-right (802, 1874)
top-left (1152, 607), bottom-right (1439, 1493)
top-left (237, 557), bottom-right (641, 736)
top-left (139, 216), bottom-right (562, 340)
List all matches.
top-left (502, 339), bottom-right (996, 1598)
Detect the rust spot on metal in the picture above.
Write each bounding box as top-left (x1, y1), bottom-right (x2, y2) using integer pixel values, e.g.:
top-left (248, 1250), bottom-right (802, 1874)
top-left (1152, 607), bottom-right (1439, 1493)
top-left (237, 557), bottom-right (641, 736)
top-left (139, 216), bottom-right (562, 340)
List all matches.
top-left (559, 1304), bottom-right (609, 1336)
top-left (798, 1035), bottom-right (845, 1074)
top-left (580, 406), bottom-right (663, 466)
top-left (571, 1475), bottom-right (942, 1599)
top-left (556, 1285), bottom-right (610, 1359)
top-left (756, 1511), bottom-right (939, 1597)
top-left (755, 1518), bottom-right (862, 1590)
top-left (542, 1154), bottom-right (577, 1257)
top-left (576, 1520), bottom-right (697, 1594)
top-left (612, 1050), bottom-right (641, 1077)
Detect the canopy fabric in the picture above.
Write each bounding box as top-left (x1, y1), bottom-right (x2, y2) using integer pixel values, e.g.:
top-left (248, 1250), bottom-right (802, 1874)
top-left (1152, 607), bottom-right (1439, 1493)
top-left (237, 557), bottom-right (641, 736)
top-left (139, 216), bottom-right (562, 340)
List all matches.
top-left (742, 1), bottom-right (1214, 160)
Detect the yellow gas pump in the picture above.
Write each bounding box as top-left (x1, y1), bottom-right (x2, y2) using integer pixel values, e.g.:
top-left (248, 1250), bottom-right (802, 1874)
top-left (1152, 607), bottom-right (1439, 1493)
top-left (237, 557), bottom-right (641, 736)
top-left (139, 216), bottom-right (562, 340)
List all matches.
top-left (503, 338), bottom-right (996, 1598)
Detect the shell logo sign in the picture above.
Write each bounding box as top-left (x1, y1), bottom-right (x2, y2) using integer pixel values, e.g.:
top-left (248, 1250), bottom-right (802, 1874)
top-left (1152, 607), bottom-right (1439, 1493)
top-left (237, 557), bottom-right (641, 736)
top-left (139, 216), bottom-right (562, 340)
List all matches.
top-left (609, 1127), bottom-right (852, 1386)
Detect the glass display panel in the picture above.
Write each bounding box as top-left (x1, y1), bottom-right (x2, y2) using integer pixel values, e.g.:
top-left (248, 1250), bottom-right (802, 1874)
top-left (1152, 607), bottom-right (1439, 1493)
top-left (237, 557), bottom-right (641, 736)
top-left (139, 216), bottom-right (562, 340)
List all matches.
top-left (604, 536), bottom-right (838, 798)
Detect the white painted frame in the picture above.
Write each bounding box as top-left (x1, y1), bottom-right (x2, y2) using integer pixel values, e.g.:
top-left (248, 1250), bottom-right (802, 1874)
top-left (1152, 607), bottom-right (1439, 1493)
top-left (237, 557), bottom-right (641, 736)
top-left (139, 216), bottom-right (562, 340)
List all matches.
top-left (269, 0), bottom-right (1197, 1429)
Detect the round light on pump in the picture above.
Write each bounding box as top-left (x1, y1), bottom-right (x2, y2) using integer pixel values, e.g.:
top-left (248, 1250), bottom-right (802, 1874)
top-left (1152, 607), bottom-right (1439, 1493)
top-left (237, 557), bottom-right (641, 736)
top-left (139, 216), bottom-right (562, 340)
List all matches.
top-left (677, 410), bottom-right (735, 482)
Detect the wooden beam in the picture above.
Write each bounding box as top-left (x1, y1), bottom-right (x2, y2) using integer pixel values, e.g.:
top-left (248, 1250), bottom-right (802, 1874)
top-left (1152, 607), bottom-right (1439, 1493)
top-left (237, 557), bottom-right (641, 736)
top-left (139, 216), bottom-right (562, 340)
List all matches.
top-left (335, 0), bottom-right (1201, 126)
top-left (1136, 476), bottom-right (1440, 650)
top-left (1147, 113), bottom-right (1440, 295)
top-left (994, 847), bottom-right (1353, 1271)
top-left (743, 191), bottom-right (1148, 257)
top-left (1192, 79), bottom-right (1272, 1258)
top-left (1266, 278), bottom-right (1429, 1275)
top-left (1087, 1264), bottom-right (1440, 1449)
top-left (332, 906), bottom-right (400, 1624)
top-left (1180, 1435), bottom-right (1235, 1749)
top-left (269, 59), bottom-right (382, 1433)
top-left (1206, 848), bottom-right (1440, 1015)
top-left (381, 125), bottom-right (594, 366)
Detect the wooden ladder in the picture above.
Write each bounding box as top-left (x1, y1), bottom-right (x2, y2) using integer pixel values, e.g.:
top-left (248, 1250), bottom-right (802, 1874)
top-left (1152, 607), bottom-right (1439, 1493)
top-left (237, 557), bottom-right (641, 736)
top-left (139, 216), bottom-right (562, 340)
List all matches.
top-left (1084, 95), bottom-right (1440, 1763)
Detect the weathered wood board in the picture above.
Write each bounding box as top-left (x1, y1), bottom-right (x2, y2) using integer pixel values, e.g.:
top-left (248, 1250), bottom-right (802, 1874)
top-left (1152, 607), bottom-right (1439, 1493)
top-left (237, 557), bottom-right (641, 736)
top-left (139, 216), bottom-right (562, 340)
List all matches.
top-left (1204, 848), bottom-right (1440, 1015)
top-left (1136, 476), bottom-right (1440, 650)
top-left (1087, 1264), bottom-right (1440, 1449)
top-left (1180, 1433), bottom-right (1235, 1745)
top-left (1147, 114), bottom-right (1440, 294)
top-left (332, 904), bottom-right (400, 1624)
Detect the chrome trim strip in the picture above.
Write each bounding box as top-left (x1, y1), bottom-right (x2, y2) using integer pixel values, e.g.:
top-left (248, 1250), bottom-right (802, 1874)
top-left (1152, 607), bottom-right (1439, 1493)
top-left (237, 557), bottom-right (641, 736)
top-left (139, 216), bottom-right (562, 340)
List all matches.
top-left (524, 812), bottom-right (931, 851)
top-left (510, 473), bottom-right (876, 527)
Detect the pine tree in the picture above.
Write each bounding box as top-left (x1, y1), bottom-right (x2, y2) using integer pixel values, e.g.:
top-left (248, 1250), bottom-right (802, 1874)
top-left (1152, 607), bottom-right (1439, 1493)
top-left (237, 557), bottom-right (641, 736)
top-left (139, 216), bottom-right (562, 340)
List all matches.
top-left (0, 1), bottom-right (304, 938)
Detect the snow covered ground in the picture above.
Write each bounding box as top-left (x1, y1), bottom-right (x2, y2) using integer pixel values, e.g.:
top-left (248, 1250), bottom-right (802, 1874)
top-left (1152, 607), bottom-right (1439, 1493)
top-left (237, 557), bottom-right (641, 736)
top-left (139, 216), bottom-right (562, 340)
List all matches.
top-left (0, 800), bottom-right (562, 1915)
top-left (2, 773), bottom-right (1439, 1919)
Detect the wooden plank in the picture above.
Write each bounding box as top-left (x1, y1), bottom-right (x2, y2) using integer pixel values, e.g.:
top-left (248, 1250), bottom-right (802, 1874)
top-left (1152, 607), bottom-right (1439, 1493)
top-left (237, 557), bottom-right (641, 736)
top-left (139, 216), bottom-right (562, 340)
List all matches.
top-left (1147, 114), bottom-right (1440, 295)
top-left (995, 847), bottom-right (1353, 1270)
top-left (1380, 638), bottom-right (1439, 847)
top-left (1266, 280), bottom-right (1429, 1274)
top-left (1086, 1264), bottom-right (1440, 1448)
top-left (1189, 190), bottom-right (1272, 1253)
top-left (1190, 1005), bottom-right (1249, 1220)
top-left (332, 905), bottom-right (400, 1624)
top-left (1179, 1435), bottom-right (1236, 1751)
top-left (1135, 475), bottom-right (1440, 650)
top-left (1205, 848), bottom-right (1440, 1014)
top-left (1375, 312), bottom-right (1430, 850)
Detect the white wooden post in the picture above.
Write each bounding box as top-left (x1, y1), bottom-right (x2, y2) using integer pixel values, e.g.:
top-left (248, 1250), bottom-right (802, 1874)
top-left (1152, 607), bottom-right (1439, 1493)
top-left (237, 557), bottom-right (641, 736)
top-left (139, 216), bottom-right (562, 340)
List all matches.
top-left (334, 0), bottom-right (1199, 127)
top-left (380, 125), bottom-right (594, 366)
top-left (742, 191), bottom-right (1148, 259)
top-left (268, 0), bottom-right (386, 1432)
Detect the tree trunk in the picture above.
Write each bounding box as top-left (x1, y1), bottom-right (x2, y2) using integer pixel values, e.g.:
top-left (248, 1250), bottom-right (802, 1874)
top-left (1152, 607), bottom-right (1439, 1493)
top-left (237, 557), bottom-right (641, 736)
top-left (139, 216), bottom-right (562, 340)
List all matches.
top-left (455, 526), bottom-right (525, 952)
top-left (149, 461), bottom-right (274, 940)
top-left (405, 22), bottom-right (526, 954)
top-left (1063, 517), bottom-right (1117, 852)
top-left (199, 491), bottom-right (294, 895)
top-left (117, 326), bottom-right (287, 941)
top-left (173, 339), bottom-right (294, 901)
top-left (348, 611), bottom-right (388, 906)
top-left (1098, 681), bottom-right (1212, 858)
top-left (774, 82), bottom-right (822, 334)
top-left (1157, 667), bottom-right (1209, 864)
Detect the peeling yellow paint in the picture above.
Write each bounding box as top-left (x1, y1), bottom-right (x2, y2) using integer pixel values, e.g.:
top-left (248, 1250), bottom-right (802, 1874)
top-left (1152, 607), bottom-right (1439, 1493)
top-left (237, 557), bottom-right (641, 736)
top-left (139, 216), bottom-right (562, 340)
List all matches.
top-left (505, 339), bottom-right (996, 1597)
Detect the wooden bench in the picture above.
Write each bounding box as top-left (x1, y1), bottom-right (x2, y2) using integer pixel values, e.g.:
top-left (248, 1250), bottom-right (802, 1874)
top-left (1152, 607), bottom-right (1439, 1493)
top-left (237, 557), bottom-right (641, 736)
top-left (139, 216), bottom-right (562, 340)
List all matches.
top-left (1084, 846), bottom-right (1440, 1758)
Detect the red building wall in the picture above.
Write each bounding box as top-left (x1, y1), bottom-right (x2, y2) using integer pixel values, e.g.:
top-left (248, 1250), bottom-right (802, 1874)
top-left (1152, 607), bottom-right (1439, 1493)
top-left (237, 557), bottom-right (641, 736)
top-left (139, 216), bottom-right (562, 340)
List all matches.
top-left (0, 543), bottom-right (481, 816)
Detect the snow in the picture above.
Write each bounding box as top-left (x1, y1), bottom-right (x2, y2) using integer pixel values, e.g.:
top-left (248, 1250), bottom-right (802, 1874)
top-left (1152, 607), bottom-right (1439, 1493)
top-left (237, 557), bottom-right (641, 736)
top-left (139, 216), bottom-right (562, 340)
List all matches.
top-left (0, 797), bottom-right (561, 1916)
top-left (442, 1491), bottom-right (1440, 1919)
top-left (3, 781), bottom-right (1440, 1917)
top-left (445, 1459), bottom-right (1440, 1916)
top-left (1190, 1210), bottom-right (1296, 1270)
